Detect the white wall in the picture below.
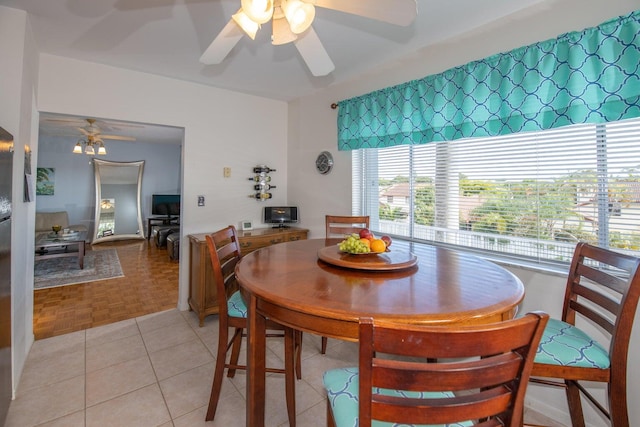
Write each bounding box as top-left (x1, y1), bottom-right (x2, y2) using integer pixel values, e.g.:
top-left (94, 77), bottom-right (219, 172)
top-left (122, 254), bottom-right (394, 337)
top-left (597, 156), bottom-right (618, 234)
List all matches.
top-left (0, 5), bottom-right (38, 399)
top-left (287, 1), bottom-right (640, 425)
top-left (36, 135), bottom-right (182, 234)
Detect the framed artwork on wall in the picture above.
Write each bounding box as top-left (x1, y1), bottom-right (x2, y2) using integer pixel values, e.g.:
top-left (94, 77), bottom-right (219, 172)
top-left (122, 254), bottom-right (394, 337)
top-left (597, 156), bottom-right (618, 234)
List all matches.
top-left (24, 147), bottom-right (34, 202)
top-left (36, 167), bottom-right (55, 196)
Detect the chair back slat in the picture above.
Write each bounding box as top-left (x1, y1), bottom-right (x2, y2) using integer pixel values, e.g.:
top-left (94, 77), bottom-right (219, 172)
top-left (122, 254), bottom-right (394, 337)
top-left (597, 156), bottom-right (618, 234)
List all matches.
top-left (374, 353), bottom-right (522, 391)
top-left (372, 387), bottom-right (512, 424)
top-left (358, 312), bottom-right (549, 427)
top-left (576, 263), bottom-right (629, 295)
top-left (325, 215), bottom-right (370, 238)
top-left (371, 318), bottom-right (541, 359)
top-left (569, 299), bottom-right (615, 335)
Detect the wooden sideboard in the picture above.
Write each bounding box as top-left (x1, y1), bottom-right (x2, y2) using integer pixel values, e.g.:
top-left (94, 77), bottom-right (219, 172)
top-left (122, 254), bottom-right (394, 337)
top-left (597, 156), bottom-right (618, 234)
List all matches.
top-left (188, 227), bottom-right (309, 326)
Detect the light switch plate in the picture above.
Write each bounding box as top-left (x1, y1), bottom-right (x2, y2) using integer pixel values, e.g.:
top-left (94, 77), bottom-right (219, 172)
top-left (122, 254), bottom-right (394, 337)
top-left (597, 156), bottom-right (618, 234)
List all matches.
top-left (223, 167), bottom-right (231, 177)
top-left (197, 195), bottom-right (205, 206)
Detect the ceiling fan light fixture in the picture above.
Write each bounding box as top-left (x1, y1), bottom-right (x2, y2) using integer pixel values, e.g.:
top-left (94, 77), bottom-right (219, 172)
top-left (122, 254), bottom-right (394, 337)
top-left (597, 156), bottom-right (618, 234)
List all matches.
top-left (241, 0), bottom-right (274, 24)
top-left (282, 0), bottom-right (315, 34)
top-left (272, 16), bottom-right (298, 45)
top-left (97, 142), bottom-right (107, 155)
top-left (85, 144), bottom-right (95, 156)
top-left (232, 9), bottom-right (260, 40)
top-left (73, 141), bottom-right (83, 154)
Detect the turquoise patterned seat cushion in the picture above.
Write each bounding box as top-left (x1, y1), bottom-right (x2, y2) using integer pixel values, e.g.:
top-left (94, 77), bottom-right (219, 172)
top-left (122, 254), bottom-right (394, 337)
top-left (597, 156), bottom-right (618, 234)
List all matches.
top-left (535, 318), bottom-right (610, 369)
top-left (323, 367), bottom-right (472, 427)
top-left (228, 290), bottom-right (248, 318)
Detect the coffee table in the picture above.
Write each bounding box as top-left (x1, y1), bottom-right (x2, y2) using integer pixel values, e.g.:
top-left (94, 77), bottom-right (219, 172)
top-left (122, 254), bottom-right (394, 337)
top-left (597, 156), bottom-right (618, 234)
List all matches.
top-left (35, 231), bottom-right (88, 269)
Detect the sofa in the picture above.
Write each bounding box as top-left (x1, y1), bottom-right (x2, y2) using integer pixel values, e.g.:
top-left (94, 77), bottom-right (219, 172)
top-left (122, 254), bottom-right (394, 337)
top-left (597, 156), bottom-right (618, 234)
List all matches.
top-left (35, 211), bottom-right (88, 240)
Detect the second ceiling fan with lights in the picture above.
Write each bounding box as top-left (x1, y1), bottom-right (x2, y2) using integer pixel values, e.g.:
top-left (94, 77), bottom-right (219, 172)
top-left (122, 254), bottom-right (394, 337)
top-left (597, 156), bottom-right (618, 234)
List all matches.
top-left (72, 118), bottom-right (136, 156)
top-left (200, 0), bottom-right (418, 77)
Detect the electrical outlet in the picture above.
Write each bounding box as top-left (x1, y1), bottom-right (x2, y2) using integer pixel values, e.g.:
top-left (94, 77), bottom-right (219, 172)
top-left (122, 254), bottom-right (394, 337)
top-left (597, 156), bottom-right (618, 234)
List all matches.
top-left (197, 195), bottom-right (205, 206)
top-left (223, 167), bottom-right (231, 178)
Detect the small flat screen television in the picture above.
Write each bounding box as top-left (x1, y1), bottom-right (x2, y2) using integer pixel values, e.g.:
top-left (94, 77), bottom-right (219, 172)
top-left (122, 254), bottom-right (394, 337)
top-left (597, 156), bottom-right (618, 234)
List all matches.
top-left (152, 194), bottom-right (180, 217)
top-left (264, 206), bottom-right (298, 228)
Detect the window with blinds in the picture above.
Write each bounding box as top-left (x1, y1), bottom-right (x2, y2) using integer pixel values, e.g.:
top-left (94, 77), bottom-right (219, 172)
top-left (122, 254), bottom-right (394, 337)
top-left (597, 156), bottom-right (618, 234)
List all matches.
top-left (353, 118), bottom-right (640, 265)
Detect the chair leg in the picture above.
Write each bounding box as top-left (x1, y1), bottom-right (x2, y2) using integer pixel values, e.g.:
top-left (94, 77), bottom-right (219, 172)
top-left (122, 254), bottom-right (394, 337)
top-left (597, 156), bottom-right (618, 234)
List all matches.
top-left (326, 398), bottom-right (336, 427)
top-left (609, 372), bottom-right (630, 427)
top-left (321, 336), bottom-right (327, 354)
top-left (227, 327), bottom-right (243, 378)
top-left (565, 380), bottom-right (586, 427)
top-left (205, 324), bottom-right (230, 421)
top-left (295, 330), bottom-right (302, 380)
top-left (284, 327), bottom-right (297, 427)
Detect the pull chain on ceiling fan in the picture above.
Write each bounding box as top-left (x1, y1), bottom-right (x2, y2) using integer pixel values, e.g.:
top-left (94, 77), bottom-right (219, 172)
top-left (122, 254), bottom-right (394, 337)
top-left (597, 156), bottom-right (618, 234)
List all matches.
top-left (200, 0), bottom-right (417, 77)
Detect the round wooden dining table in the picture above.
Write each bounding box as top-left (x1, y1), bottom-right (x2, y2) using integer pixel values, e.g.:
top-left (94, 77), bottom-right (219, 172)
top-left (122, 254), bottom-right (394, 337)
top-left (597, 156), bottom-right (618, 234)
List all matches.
top-left (237, 238), bottom-right (525, 427)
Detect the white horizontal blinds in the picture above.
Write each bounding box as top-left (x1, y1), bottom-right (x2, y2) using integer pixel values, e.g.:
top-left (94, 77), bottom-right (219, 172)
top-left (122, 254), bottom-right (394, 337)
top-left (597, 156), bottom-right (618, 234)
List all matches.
top-left (449, 125), bottom-right (598, 262)
top-left (356, 118), bottom-right (640, 265)
top-left (374, 145), bottom-right (427, 237)
top-left (602, 119), bottom-right (640, 251)
top-left (351, 151), bottom-right (363, 216)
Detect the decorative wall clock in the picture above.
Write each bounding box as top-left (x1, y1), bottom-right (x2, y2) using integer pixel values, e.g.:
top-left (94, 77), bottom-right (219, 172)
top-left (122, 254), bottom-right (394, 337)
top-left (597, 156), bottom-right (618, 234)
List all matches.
top-left (316, 151), bottom-right (333, 175)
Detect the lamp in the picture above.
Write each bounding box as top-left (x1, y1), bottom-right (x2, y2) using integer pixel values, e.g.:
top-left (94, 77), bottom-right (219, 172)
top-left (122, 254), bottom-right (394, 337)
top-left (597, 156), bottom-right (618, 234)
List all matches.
top-left (72, 135), bottom-right (107, 156)
top-left (100, 199), bottom-right (113, 210)
top-left (241, 0), bottom-right (273, 24)
top-left (281, 0), bottom-right (314, 34)
top-left (232, 0), bottom-right (314, 42)
top-left (232, 9), bottom-right (260, 39)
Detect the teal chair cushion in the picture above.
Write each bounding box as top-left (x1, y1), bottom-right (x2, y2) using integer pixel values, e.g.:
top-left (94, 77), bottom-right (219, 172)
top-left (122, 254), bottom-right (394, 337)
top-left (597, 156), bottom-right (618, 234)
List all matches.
top-left (323, 367), bottom-right (472, 427)
top-left (535, 318), bottom-right (610, 368)
top-left (228, 290), bottom-right (248, 318)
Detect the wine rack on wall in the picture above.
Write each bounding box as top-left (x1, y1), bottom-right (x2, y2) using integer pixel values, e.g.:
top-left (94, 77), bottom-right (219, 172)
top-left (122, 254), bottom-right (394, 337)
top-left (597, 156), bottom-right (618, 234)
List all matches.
top-left (248, 165), bottom-right (276, 201)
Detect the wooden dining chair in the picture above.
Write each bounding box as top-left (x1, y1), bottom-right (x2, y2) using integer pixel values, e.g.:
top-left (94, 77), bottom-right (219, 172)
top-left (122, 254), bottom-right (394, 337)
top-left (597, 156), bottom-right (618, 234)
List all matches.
top-left (323, 312), bottom-right (549, 427)
top-left (204, 225), bottom-right (301, 425)
top-left (325, 215), bottom-right (370, 238)
top-left (529, 242), bottom-right (640, 427)
top-left (321, 215), bottom-right (371, 354)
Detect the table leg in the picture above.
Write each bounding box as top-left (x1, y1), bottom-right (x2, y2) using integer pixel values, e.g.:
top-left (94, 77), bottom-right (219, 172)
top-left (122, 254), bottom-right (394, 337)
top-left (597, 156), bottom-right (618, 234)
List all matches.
top-left (246, 293), bottom-right (266, 427)
top-left (78, 241), bottom-right (85, 269)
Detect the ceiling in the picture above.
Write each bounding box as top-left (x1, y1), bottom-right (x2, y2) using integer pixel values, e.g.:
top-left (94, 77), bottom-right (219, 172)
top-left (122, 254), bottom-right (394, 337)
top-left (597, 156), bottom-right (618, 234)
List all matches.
top-left (6, 0), bottom-right (635, 144)
top-left (3, 0), bottom-right (559, 102)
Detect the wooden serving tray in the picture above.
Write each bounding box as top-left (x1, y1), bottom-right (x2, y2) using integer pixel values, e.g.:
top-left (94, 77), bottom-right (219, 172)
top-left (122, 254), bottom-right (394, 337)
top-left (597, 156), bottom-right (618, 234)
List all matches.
top-left (317, 244), bottom-right (418, 271)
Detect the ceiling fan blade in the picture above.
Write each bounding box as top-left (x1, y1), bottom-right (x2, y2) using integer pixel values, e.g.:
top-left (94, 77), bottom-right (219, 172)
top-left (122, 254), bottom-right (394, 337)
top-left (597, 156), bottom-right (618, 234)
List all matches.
top-left (98, 135), bottom-right (136, 141)
top-left (200, 19), bottom-right (244, 65)
top-left (43, 118), bottom-right (85, 124)
top-left (312, 0), bottom-right (417, 26)
top-left (77, 127), bottom-right (91, 136)
top-left (294, 27), bottom-right (335, 77)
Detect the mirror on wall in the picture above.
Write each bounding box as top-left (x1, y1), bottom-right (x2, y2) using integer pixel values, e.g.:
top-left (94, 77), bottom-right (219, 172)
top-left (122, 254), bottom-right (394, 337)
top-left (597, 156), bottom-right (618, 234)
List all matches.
top-left (93, 159), bottom-right (145, 244)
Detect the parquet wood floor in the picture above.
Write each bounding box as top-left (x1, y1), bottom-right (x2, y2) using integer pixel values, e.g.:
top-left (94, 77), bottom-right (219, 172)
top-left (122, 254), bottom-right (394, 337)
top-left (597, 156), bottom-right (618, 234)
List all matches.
top-left (33, 239), bottom-right (179, 340)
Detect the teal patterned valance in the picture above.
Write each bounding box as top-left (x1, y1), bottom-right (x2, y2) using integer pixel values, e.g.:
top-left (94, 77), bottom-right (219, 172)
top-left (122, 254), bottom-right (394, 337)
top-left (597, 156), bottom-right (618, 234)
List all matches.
top-left (337, 10), bottom-right (640, 151)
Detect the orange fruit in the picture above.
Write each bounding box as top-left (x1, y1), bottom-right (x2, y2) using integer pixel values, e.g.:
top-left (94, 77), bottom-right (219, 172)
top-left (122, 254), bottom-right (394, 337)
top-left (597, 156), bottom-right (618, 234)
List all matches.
top-left (359, 238), bottom-right (371, 249)
top-left (370, 239), bottom-right (386, 253)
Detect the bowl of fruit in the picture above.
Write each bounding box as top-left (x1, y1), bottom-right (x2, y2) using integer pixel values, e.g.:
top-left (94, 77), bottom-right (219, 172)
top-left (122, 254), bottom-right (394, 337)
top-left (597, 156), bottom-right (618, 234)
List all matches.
top-left (338, 228), bottom-right (392, 255)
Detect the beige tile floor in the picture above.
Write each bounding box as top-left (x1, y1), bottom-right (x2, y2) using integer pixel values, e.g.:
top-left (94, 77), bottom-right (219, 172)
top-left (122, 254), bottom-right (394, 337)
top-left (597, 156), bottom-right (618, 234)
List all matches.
top-left (6, 309), bottom-right (567, 427)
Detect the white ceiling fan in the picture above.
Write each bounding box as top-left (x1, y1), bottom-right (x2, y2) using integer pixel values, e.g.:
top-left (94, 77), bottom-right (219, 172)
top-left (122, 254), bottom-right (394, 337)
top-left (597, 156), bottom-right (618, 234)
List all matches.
top-left (200, 0), bottom-right (418, 77)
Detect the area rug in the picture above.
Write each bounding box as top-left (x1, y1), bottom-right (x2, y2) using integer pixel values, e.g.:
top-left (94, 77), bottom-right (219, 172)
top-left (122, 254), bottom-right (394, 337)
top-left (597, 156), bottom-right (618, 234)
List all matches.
top-left (34, 248), bottom-right (124, 289)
